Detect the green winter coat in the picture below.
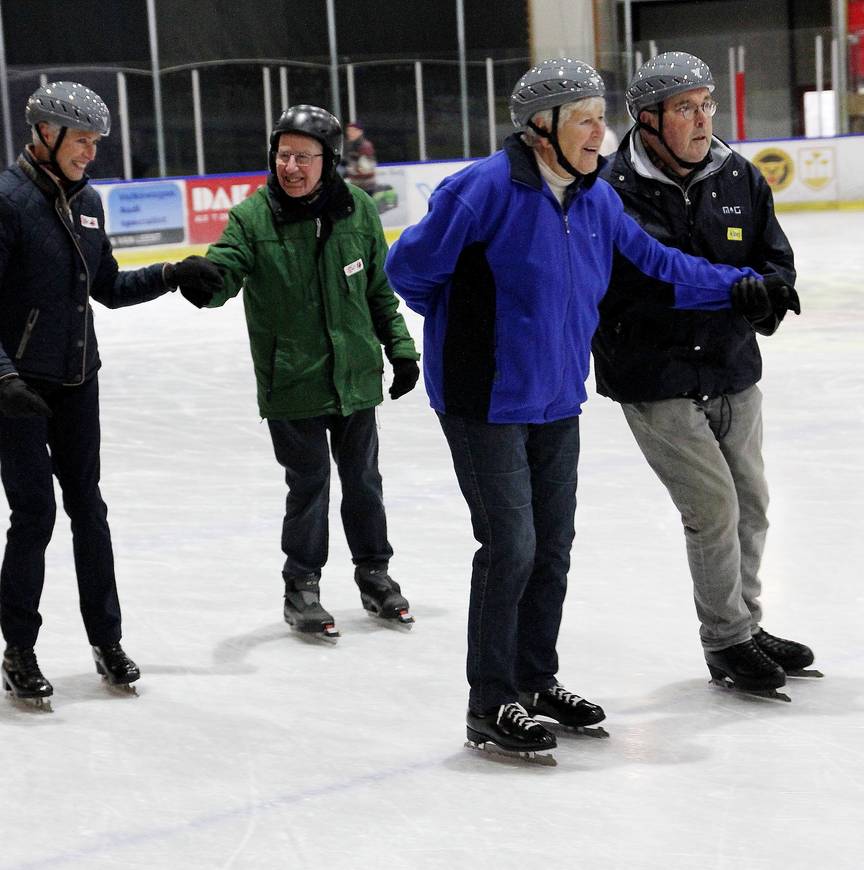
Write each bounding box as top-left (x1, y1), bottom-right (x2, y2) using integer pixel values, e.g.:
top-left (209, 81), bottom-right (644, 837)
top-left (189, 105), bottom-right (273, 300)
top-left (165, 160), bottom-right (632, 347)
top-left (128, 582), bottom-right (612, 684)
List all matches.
top-left (205, 180), bottom-right (419, 420)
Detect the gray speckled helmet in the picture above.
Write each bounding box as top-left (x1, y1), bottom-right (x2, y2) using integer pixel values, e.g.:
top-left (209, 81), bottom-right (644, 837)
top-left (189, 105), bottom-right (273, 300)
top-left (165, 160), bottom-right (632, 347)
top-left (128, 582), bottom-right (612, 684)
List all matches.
top-left (26, 81), bottom-right (110, 135)
top-left (510, 58), bottom-right (605, 128)
top-left (626, 51), bottom-right (714, 120)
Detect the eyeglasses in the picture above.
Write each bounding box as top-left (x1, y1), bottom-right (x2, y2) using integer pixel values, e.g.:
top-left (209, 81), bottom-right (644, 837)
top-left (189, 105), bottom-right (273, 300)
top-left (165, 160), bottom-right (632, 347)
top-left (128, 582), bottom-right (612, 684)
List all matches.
top-left (275, 151), bottom-right (324, 167)
top-left (669, 99), bottom-right (718, 120)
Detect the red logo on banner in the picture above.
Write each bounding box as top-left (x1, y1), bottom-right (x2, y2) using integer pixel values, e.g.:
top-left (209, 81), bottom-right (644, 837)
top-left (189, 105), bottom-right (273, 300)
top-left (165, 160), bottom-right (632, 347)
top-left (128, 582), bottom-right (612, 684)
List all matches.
top-left (186, 175), bottom-right (267, 245)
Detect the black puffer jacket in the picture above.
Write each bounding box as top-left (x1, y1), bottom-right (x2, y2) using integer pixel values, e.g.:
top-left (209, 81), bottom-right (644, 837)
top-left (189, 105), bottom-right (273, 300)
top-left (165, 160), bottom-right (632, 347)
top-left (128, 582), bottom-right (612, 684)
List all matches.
top-left (0, 149), bottom-right (169, 385)
top-left (593, 130), bottom-right (796, 403)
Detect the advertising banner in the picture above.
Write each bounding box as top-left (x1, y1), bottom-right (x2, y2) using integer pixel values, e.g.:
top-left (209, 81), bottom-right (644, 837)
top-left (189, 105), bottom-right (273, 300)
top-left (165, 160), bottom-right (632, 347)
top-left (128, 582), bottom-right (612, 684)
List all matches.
top-left (186, 174), bottom-right (267, 245)
top-left (98, 180), bottom-right (186, 248)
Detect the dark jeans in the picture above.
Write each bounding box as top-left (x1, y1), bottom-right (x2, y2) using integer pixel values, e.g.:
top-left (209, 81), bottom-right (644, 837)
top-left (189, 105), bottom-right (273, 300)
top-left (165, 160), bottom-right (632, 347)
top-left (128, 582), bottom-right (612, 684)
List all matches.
top-left (438, 412), bottom-right (581, 714)
top-left (0, 375), bottom-right (121, 649)
top-left (267, 408), bottom-right (393, 577)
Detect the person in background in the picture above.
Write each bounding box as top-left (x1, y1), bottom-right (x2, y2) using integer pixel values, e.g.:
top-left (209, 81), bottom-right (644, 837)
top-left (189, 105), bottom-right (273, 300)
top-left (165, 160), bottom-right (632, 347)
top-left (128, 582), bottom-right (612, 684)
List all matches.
top-left (593, 51), bottom-right (813, 700)
top-left (0, 81), bottom-right (221, 709)
top-left (342, 121), bottom-right (377, 193)
top-left (181, 105), bottom-right (420, 641)
top-left (385, 59), bottom-right (796, 762)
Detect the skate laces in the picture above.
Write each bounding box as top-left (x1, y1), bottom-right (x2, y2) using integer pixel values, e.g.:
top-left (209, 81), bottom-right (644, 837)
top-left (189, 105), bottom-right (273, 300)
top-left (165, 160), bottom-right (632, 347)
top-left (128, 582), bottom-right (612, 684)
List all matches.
top-left (754, 630), bottom-right (796, 654)
top-left (742, 638), bottom-right (777, 668)
top-left (547, 684), bottom-right (585, 706)
top-left (5, 647), bottom-right (39, 674)
top-left (498, 702), bottom-right (541, 731)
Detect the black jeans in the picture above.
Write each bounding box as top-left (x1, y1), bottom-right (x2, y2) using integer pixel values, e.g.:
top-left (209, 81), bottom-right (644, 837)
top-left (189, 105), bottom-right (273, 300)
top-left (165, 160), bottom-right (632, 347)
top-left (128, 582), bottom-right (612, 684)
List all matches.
top-left (0, 375), bottom-right (121, 649)
top-left (267, 408), bottom-right (393, 577)
top-left (438, 412), bottom-right (581, 714)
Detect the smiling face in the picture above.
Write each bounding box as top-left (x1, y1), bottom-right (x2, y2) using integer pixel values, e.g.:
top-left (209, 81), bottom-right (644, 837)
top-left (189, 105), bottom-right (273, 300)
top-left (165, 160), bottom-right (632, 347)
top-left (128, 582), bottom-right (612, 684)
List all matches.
top-left (274, 132), bottom-right (325, 198)
top-left (38, 124), bottom-right (101, 181)
top-left (641, 86), bottom-right (713, 171)
top-left (534, 97), bottom-right (606, 177)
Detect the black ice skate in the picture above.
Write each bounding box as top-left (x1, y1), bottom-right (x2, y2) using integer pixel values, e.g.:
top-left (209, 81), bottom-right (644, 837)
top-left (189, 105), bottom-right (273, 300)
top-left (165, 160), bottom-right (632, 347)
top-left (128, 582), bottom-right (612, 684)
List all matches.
top-left (283, 573), bottom-right (340, 642)
top-left (518, 683), bottom-right (609, 738)
top-left (753, 628), bottom-right (823, 677)
top-left (93, 643), bottom-right (140, 694)
top-left (465, 702), bottom-right (557, 765)
top-left (2, 646), bottom-right (53, 712)
top-left (705, 638), bottom-right (790, 702)
top-left (354, 564), bottom-right (414, 628)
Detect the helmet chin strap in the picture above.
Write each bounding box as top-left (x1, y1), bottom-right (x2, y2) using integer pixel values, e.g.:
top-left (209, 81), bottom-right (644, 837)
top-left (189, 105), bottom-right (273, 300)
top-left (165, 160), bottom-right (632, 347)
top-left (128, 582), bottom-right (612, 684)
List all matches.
top-left (34, 124), bottom-right (75, 184)
top-left (528, 105), bottom-right (582, 178)
top-left (636, 110), bottom-right (711, 172)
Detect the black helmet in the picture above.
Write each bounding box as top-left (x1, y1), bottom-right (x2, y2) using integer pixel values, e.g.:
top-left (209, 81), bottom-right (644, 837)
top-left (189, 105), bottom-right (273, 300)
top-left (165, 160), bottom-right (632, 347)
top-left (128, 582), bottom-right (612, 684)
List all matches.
top-left (269, 104), bottom-right (342, 175)
top-left (626, 52), bottom-right (714, 121)
top-left (26, 81), bottom-right (110, 136)
top-left (510, 58), bottom-right (605, 129)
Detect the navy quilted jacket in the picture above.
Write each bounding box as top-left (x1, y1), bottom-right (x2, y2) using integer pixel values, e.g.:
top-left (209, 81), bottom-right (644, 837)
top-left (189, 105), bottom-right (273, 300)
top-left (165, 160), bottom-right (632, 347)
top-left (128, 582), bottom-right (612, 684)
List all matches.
top-left (0, 149), bottom-right (169, 384)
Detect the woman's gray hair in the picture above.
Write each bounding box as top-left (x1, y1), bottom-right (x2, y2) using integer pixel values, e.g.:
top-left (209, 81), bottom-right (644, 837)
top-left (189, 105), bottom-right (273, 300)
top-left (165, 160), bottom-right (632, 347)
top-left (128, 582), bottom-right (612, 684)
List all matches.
top-left (522, 98), bottom-right (604, 145)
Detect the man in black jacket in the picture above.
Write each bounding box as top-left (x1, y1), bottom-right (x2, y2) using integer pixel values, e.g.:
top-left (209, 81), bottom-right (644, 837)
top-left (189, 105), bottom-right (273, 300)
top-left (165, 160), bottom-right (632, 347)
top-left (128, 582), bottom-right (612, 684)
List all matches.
top-left (594, 53), bottom-right (817, 698)
top-left (0, 82), bottom-right (221, 709)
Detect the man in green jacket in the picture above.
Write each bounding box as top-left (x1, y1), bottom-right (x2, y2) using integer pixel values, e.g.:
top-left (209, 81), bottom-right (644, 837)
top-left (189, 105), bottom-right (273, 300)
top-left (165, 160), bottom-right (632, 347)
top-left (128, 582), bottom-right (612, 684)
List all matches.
top-left (185, 105), bottom-right (420, 640)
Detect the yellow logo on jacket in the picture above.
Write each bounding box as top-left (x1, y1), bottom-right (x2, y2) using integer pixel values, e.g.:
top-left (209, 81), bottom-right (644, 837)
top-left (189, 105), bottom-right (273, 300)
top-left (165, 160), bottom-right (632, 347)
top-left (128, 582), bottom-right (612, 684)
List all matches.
top-left (727, 227), bottom-right (743, 241)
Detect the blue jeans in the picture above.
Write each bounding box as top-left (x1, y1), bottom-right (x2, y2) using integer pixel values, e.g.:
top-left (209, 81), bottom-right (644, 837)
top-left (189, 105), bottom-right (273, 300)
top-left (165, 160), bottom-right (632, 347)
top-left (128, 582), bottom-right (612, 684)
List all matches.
top-left (268, 408), bottom-right (393, 577)
top-left (0, 375), bottom-right (121, 649)
top-left (437, 412), bottom-right (580, 713)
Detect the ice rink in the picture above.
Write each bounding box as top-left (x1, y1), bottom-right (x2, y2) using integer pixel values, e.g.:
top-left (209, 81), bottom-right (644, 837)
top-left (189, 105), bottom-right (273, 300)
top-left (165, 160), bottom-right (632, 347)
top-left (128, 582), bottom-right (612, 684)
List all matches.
top-left (1, 209), bottom-right (862, 869)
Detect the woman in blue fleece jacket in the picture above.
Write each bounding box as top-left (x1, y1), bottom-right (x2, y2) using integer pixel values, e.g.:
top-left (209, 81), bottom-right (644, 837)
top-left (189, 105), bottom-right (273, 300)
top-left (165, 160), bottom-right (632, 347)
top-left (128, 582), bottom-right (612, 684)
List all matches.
top-left (384, 59), bottom-right (785, 762)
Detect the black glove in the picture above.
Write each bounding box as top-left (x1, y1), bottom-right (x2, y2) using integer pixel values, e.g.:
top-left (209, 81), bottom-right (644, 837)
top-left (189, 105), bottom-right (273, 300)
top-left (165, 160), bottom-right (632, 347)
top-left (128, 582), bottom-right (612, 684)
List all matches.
top-left (389, 358), bottom-right (420, 400)
top-left (731, 276), bottom-right (773, 323)
top-left (765, 274), bottom-right (801, 316)
top-left (0, 376), bottom-right (52, 418)
top-left (165, 256), bottom-right (224, 308)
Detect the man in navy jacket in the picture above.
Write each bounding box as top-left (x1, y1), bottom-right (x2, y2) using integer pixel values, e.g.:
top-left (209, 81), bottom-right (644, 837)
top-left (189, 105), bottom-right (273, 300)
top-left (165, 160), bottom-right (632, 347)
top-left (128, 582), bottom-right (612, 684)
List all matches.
top-left (594, 52), bottom-right (814, 699)
top-left (0, 82), bottom-right (221, 708)
top-left (386, 59), bottom-right (796, 760)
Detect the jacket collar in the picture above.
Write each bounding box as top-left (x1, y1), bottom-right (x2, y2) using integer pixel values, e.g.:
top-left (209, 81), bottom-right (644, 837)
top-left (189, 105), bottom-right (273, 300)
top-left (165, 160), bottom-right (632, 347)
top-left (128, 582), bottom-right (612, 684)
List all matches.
top-left (266, 171), bottom-right (355, 225)
top-left (18, 147), bottom-right (88, 204)
top-left (503, 132), bottom-right (602, 194)
top-left (613, 127), bottom-right (731, 191)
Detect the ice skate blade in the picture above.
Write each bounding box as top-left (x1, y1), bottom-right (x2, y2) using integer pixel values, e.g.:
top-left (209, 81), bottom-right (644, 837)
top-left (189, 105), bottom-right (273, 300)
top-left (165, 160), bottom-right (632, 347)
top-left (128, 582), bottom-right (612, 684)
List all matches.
top-left (102, 678), bottom-right (139, 696)
top-left (464, 739), bottom-right (557, 766)
top-left (563, 724), bottom-right (610, 739)
top-left (287, 623), bottom-right (340, 644)
top-left (364, 609), bottom-right (414, 631)
top-left (284, 614), bottom-right (340, 643)
top-left (709, 677), bottom-right (791, 702)
top-left (786, 667), bottom-right (824, 678)
top-left (5, 693), bottom-right (53, 713)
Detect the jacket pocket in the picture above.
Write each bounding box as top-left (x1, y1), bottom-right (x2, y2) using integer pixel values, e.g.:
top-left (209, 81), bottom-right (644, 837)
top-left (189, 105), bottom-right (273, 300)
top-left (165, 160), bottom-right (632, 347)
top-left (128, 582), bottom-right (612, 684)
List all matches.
top-left (15, 308), bottom-right (40, 360)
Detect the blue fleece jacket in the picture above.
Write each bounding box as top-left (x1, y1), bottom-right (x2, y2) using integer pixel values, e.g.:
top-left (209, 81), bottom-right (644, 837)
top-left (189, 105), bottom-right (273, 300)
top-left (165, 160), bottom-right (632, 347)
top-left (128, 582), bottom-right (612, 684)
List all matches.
top-left (385, 135), bottom-right (759, 424)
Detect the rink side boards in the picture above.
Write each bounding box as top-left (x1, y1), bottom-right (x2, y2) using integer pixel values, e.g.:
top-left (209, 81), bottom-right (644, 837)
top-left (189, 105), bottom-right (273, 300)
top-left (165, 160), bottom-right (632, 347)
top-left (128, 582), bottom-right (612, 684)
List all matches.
top-left (107, 134), bottom-right (864, 269)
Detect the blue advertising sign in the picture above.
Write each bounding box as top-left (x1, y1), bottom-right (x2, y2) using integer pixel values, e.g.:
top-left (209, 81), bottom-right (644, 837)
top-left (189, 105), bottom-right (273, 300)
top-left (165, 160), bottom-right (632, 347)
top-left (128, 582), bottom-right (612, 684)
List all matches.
top-left (104, 181), bottom-right (186, 247)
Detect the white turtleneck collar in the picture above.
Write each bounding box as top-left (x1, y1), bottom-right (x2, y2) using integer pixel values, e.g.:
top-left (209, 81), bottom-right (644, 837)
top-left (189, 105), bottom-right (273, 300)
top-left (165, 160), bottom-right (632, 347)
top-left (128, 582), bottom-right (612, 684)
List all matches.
top-left (533, 151), bottom-right (575, 205)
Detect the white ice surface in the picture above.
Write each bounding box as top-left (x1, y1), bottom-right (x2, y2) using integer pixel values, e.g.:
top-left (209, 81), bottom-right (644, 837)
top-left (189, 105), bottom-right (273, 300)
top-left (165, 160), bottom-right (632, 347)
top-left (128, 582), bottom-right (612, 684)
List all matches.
top-left (1, 211), bottom-right (862, 869)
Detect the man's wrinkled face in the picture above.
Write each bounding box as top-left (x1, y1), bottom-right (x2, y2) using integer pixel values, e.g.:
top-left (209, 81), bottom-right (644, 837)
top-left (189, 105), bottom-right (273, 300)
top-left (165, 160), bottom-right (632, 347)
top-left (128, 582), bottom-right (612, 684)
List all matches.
top-left (643, 86), bottom-right (714, 167)
top-left (275, 132), bottom-right (324, 198)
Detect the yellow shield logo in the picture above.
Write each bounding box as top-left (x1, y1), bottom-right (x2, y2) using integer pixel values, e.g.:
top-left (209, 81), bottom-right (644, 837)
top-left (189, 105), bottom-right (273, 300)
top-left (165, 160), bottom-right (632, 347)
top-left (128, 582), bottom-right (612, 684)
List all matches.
top-left (752, 148), bottom-right (794, 193)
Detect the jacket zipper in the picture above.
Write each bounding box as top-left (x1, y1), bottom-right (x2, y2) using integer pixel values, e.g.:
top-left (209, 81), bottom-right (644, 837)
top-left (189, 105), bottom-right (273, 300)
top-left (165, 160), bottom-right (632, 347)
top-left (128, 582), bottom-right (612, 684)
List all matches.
top-left (266, 336), bottom-right (277, 402)
top-left (56, 194), bottom-right (91, 385)
top-left (15, 308), bottom-right (40, 359)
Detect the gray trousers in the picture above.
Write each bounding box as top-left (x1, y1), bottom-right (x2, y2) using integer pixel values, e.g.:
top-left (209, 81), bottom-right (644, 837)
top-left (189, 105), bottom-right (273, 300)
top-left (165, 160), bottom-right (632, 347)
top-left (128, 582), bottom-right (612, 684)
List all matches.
top-left (621, 385), bottom-right (769, 651)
